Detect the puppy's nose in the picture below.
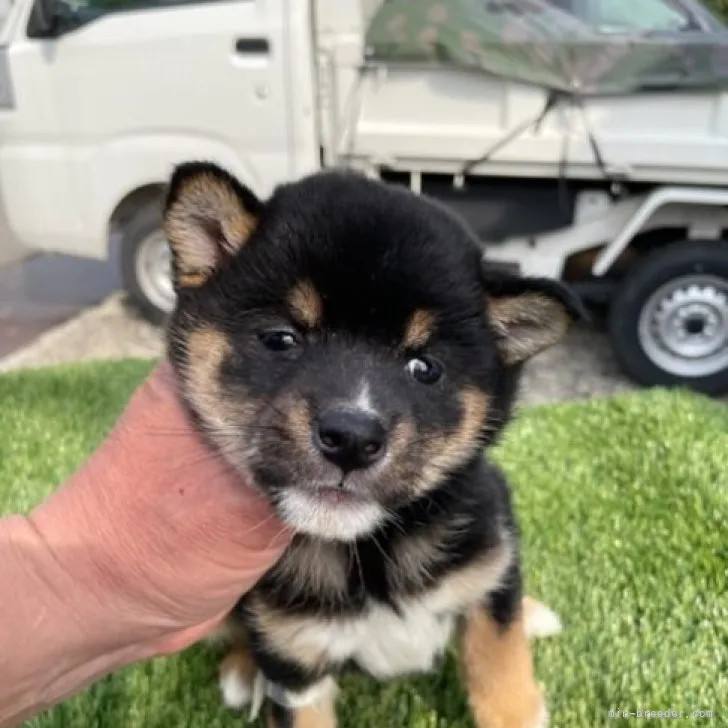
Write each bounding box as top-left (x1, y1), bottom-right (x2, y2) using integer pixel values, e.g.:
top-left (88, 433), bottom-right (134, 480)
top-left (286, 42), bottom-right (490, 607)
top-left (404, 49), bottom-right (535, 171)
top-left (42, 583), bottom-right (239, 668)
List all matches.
top-left (315, 408), bottom-right (387, 472)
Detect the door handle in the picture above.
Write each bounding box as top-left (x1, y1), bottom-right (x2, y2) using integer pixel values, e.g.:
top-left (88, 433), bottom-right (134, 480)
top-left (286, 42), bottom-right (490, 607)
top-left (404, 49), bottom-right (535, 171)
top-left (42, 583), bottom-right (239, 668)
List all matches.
top-left (235, 38), bottom-right (270, 55)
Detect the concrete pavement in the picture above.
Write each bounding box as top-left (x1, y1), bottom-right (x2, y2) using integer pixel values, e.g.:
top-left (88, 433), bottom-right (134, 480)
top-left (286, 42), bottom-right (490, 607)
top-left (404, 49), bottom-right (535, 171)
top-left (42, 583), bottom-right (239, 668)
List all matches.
top-left (0, 251), bottom-right (120, 358)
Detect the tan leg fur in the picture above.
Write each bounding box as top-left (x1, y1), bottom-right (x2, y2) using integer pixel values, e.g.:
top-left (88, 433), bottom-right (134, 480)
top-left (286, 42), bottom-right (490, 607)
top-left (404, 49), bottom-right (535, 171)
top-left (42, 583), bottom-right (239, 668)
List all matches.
top-left (459, 605), bottom-right (547, 728)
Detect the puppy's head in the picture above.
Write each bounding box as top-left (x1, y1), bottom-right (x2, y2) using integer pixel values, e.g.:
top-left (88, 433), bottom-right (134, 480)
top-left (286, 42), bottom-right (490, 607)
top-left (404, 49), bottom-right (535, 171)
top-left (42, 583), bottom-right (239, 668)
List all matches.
top-left (164, 163), bottom-right (584, 541)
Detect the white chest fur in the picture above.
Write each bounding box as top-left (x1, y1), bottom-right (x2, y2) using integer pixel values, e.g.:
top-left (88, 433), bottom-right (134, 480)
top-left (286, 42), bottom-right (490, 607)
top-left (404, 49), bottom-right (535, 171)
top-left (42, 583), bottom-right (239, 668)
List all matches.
top-left (221, 599), bottom-right (456, 718)
top-left (270, 538), bottom-right (513, 681)
top-left (221, 539), bottom-right (515, 714)
top-left (293, 597), bottom-right (457, 679)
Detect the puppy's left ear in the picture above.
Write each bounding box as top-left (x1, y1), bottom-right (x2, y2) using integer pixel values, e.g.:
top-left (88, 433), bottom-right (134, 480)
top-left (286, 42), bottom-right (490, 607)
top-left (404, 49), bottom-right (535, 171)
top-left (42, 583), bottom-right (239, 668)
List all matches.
top-left (482, 263), bottom-right (588, 365)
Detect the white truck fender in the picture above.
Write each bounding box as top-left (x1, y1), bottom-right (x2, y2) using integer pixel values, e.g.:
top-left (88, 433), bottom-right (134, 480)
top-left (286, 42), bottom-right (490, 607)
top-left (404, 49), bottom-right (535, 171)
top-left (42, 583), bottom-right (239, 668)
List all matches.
top-left (592, 186), bottom-right (728, 277)
top-left (93, 136), bottom-right (264, 255)
top-left (1, 134), bottom-right (263, 261)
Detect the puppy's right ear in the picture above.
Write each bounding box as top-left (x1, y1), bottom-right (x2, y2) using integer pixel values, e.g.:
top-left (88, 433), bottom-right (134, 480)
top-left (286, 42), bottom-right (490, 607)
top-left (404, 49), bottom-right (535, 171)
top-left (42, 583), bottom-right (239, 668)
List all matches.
top-left (163, 162), bottom-right (263, 290)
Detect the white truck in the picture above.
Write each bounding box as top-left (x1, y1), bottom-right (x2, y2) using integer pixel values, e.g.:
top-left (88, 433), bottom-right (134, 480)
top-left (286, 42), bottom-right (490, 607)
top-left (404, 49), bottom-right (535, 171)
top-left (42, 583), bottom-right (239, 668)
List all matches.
top-left (2, 0), bottom-right (728, 393)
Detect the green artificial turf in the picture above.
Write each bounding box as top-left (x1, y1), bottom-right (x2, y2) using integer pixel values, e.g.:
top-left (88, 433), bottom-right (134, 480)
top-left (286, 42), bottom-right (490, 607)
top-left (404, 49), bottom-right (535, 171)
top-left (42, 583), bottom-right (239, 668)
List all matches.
top-left (1, 360), bottom-right (726, 727)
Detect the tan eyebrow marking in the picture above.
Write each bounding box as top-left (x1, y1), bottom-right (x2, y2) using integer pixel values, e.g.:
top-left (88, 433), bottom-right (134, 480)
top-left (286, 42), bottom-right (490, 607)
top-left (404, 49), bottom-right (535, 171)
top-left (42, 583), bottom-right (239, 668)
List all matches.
top-left (403, 309), bottom-right (436, 349)
top-left (288, 280), bottom-right (323, 329)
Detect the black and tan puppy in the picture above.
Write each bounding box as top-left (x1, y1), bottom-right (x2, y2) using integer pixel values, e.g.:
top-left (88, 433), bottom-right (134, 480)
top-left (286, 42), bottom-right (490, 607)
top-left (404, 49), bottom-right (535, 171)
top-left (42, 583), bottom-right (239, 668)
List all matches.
top-left (162, 162), bottom-right (583, 728)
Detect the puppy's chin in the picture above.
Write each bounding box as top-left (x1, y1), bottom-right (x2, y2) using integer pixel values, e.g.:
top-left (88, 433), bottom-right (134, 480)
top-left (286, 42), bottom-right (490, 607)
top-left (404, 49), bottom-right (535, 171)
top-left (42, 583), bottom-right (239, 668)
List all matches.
top-left (276, 488), bottom-right (387, 542)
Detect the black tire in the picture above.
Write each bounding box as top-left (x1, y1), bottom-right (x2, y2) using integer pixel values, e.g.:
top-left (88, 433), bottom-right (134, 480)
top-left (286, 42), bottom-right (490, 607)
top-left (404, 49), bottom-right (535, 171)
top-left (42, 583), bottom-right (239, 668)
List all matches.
top-left (608, 240), bottom-right (728, 395)
top-left (119, 201), bottom-right (174, 326)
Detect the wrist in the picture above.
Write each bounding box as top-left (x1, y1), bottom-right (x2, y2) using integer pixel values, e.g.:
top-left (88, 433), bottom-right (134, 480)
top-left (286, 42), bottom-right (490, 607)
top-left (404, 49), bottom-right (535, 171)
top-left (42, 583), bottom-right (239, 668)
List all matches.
top-left (0, 516), bottom-right (150, 727)
top-left (0, 512), bottom-right (150, 651)
top-left (26, 456), bottom-right (181, 641)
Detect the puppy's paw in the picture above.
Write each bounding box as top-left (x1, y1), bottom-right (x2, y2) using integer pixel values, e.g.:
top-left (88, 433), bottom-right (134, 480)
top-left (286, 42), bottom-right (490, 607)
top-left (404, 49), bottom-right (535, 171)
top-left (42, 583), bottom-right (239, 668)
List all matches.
top-left (219, 649), bottom-right (256, 711)
top-left (219, 669), bottom-right (252, 710)
top-left (522, 683), bottom-right (549, 728)
top-left (523, 596), bottom-right (562, 639)
top-left (220, 673), bottom-right (252, 710)
top-left (519, 682), bottom-right (549, 728)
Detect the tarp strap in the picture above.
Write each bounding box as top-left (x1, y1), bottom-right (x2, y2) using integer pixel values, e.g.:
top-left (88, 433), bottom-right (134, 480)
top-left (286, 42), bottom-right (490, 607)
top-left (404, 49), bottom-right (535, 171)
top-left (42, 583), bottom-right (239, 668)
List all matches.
top-left (575, 95), bottom-right (609, 181)
top-left (557, 99), bottom-right (572, 216)
top-left (573, 94), bottom-right (626, 200)
top-left (460, 90), bottom-right (563, 177)
top-left (461, 89), bottom-right (618, 210)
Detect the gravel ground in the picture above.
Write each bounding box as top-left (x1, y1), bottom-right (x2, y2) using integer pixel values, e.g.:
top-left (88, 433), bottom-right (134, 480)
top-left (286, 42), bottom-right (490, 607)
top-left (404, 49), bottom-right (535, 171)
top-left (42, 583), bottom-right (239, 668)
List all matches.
top-left (0, 293), bottom-right (636, 405)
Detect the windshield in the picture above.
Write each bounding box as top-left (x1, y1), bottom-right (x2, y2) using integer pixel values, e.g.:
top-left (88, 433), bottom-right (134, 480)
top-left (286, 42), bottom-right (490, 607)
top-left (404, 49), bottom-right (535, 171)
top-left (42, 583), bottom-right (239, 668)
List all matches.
top-left (581, 0), bottom-right (691, 33)
top-left (28, 0), bottom-right (202, 37)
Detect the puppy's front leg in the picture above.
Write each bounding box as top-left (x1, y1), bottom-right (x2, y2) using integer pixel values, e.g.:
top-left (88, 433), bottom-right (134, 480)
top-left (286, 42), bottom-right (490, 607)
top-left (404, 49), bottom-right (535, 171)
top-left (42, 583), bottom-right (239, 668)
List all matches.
top-left (459, 582), bottom-right (547, 728)
top-left (218, 645), bottom-right (258, 712)
top-left (265, 678), bottom-right (338, 728)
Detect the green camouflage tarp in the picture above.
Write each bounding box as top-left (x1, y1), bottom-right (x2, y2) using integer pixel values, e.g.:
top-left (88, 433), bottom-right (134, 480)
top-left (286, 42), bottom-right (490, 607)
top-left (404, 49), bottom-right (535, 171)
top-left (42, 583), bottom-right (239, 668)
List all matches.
top-left (365, 0), bottom-right (728, 95)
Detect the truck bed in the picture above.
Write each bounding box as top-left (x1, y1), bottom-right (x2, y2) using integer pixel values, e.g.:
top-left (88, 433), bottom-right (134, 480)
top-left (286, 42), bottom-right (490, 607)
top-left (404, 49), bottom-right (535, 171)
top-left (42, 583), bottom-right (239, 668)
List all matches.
top-left (342, 68), bottom-right (728, 187)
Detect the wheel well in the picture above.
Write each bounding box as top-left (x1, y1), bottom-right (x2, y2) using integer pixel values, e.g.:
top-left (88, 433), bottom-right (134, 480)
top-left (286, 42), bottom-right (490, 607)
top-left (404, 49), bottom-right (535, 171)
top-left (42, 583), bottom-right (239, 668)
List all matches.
top-left (108, 184), bottom-right (165, 247)
top-left (563, 226), bottom-right (695, 284)
top-left (562, 227), bottom-right (696, 309)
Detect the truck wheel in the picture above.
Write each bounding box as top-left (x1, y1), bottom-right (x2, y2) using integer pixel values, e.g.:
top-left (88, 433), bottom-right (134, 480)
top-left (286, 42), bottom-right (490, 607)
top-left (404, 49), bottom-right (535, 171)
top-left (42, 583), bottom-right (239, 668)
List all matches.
top-left (608, 241), bottom-right (728, 395)
top-left (119, 203), bottom-right (176, 325)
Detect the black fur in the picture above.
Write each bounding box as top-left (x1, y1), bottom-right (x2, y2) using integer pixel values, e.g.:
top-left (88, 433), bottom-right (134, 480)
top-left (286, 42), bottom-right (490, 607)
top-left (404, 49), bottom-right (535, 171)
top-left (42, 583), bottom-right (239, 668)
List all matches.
top-left (163, 163), bottom-right (584, 710)
top-left (267, 702), bottom-right (294, 728)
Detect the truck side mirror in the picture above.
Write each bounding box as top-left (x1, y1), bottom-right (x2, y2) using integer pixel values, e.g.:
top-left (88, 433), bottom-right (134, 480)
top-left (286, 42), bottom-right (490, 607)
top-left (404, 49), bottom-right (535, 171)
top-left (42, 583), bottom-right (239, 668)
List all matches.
top-left (28, 0), bottom-right (58, 36)
top-left (27, 0), bottom-right (76, 38)
top-left (28, 0), bottom-right (91, 38)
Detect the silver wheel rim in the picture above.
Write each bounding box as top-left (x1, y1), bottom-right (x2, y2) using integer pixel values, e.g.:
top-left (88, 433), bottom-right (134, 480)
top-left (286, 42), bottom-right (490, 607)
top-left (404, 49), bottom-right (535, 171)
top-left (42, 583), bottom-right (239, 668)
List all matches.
top-left (134, 230), bottom-right (175, 314)
top-left (637, 274), bottom-right (728, 378)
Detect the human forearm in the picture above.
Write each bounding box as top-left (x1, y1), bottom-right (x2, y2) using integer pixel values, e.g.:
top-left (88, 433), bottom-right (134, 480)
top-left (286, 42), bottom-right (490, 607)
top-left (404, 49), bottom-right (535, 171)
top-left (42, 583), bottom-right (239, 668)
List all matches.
top-left (0, 363), bottom-right (288, 726)
top-left (0, 515), bottom-right (154, 728)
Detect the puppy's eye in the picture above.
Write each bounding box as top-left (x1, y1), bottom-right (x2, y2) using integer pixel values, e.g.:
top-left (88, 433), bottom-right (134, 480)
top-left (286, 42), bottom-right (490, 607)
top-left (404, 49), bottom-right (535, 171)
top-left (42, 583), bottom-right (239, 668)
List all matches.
top-left (406, 355), bottom-right (443, 385)
top-left (259, 330), bottom-right (300, 352)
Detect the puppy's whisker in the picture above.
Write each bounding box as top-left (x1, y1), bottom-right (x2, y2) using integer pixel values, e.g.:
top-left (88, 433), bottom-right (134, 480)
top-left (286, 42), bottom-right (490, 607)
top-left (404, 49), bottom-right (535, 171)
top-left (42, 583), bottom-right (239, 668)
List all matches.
top-left (405, 434), bottom-right (449, 449)
top-left (154, 450), bottom-right (232, 473)
top-left (255, 396), bottom-right (296, 423)
top-left (384, 509), bottom-right (407, 534)
top-left (236, 511), bottom-right (282, 538)
top-left (369, 533), bottom-right (398, 573)
top-left (420, 495), bottom-right (448, 517)
top-left (146, 427), bottom-right (201, 438)
top-left (262, 523), bottom-right (295, 551)
top-left (351, 541), bottom-right (365, 590)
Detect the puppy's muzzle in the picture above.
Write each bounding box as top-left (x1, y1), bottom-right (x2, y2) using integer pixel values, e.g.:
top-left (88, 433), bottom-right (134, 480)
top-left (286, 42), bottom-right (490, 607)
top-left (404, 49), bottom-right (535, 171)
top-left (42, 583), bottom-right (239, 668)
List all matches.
top-left (314, 407), bottom-right (388, 472)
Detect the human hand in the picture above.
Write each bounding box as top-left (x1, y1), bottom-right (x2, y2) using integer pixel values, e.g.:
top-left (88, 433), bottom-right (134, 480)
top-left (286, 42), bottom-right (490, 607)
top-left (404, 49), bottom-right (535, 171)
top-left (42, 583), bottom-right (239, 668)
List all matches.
top-left (28, 360), bottom-right (292, 657)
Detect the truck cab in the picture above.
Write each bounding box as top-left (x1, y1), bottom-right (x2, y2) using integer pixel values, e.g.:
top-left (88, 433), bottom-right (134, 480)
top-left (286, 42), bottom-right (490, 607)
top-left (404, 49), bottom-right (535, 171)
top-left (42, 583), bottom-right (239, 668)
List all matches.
top-left (0, 0), bottom-right (322, 311)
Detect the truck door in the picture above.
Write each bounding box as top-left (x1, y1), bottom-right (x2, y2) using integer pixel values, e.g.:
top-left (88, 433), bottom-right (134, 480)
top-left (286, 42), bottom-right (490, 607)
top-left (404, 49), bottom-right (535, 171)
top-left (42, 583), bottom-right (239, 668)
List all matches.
top-left (0, 0), bottom-right (318, 259)
top-left (0, 0), bottom-right (38, 265)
